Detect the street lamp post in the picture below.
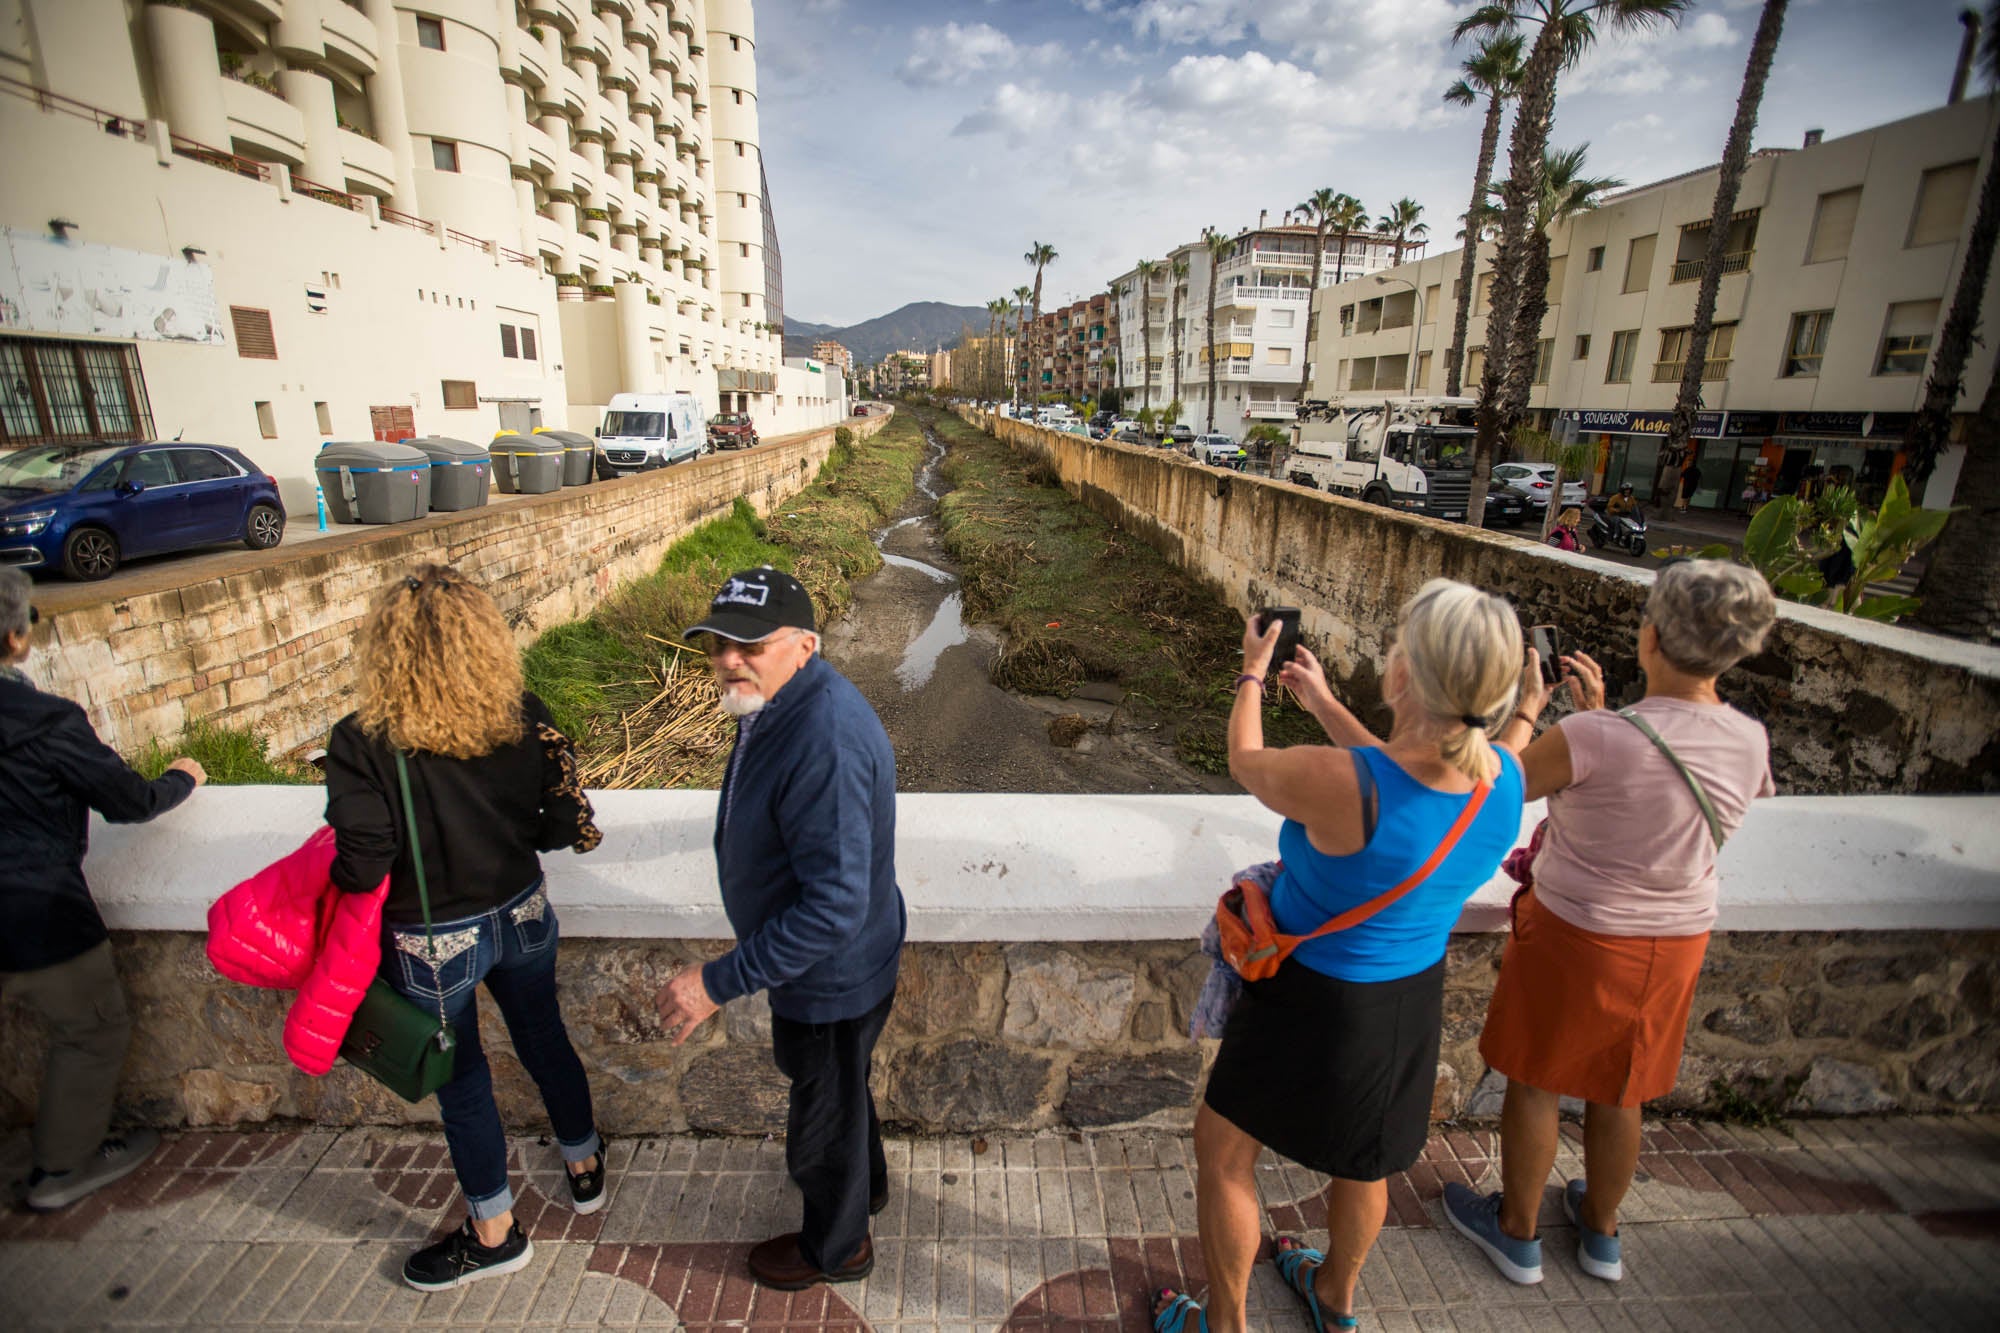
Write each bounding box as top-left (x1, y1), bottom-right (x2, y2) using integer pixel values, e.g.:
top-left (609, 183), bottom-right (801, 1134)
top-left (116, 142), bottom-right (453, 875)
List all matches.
top-left (1373, 273), bottom-right (1426, 397)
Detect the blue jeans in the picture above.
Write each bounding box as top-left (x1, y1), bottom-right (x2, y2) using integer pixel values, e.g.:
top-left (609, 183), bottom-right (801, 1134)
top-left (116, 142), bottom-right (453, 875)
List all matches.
top-left (382, 880), bottom-right (600, 1221)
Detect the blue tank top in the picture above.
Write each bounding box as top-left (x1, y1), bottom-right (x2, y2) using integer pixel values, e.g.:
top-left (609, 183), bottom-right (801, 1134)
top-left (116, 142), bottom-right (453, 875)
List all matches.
top-left (1269, 747), bottom-right (1525, 983)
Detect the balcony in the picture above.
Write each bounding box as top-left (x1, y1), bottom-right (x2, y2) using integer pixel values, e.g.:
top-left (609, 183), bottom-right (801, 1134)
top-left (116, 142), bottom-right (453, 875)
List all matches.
top-left (1671, 251), bottom-right (1752, 283)
top-left (1245, 398), bottom-right (1298, 420)
top-left (1653, 358), bottom-right (1731, 383)
top-left (337, 128), bottom-right (395, 196)
top-left (220, 77), bottom-right (305, 165)
top-left (320, 0), bottom-right (379, 70)
top-left (1226, 285), bottom-right (1311, 303)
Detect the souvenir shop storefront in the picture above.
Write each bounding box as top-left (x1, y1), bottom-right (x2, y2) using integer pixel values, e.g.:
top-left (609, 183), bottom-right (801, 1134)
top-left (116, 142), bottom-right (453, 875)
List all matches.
top-left (1552, 408), bottom-right (1913, 513)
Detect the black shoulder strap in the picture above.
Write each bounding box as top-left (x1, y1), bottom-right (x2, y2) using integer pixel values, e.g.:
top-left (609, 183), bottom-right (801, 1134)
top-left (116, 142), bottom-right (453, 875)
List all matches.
top-left (1352, 749), bottom-right (1380, 843)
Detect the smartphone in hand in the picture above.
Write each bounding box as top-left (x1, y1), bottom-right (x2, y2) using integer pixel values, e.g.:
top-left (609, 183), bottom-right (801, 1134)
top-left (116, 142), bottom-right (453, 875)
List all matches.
top-left (1530, 624), bottom-right (1566, 687)
top-left (1257, 607), bottom-right (1302, 670)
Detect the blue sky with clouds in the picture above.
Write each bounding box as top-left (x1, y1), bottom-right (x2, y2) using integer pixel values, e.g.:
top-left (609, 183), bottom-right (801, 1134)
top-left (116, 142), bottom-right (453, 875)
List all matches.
top-left (756, 0), bottom-right (1990, 328)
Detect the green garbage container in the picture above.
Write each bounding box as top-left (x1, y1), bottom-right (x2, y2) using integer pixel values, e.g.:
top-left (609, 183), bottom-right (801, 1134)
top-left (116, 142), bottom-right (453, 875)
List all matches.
top-left (535, 428), bottom-right (596, 488)
top-left (412, 436), bottom-right (490, 511)
top-left (489, 430), bottom-right (563, 494)
top-left (314, 441), bottom-right (432, 524)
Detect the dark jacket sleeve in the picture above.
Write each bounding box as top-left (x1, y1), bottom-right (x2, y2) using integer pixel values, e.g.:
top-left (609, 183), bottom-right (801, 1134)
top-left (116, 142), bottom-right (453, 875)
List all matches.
top-left (527, 693), bottom-right (601, 854)
top-left (702, 732), bottom-right (874, 1006)
top-left (324, 720), bottom-right (399, 894)
top-left (51, 701), bottom-right (195, 823)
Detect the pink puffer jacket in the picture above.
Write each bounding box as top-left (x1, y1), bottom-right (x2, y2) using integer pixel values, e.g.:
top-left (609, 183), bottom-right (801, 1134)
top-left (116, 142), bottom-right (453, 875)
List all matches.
top-left (206, 825), bottom-right (389, 1076)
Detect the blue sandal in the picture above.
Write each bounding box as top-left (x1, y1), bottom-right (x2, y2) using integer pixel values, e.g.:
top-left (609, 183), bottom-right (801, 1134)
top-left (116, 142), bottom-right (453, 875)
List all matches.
top-left (1272, 1237), bottom-right (1359, 1331)
top-left (1152, 1287), bottom-right (1208, 1333)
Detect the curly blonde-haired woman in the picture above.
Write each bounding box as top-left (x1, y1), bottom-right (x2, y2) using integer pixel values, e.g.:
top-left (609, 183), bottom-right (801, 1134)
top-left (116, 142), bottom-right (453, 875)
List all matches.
top-left (1155, 580), bottom-right (1529, 1333)
top-left (326, 565), bottom-right (604, 1292)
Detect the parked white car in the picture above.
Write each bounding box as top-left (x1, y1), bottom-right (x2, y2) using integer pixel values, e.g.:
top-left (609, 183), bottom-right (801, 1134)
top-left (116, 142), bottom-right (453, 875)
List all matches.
top-left (1492, 462), bottom-right (1587, 511)
top-left (1193, 433), bottom-right (1240, 466)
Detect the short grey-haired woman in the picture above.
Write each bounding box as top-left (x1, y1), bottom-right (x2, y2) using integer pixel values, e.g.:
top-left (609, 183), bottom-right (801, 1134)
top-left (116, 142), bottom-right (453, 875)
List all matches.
top-left (1446, 560), bottom-right (1778, 1289)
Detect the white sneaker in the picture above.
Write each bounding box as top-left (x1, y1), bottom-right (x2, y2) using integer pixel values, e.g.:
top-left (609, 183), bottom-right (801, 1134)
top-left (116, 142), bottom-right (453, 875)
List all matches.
top-left (26, 1129), bottom-right (161, 1211)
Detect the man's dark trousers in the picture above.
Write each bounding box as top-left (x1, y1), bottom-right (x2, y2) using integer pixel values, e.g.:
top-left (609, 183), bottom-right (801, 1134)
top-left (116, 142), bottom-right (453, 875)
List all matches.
top-left (769, 989), bottom-right (893, 1271)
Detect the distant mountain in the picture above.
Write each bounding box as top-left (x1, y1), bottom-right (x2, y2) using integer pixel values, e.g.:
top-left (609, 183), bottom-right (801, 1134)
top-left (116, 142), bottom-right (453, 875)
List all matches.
top-left (783, 302), bottom-right (990, 365)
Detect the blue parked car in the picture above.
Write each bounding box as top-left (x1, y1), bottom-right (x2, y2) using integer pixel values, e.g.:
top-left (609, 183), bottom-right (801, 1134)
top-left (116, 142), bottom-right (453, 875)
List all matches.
top-left (0, 442), bottom-right (286, 581)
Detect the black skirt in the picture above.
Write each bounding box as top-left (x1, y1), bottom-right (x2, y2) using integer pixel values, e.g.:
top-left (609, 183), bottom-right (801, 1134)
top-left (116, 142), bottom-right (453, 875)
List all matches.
top-left (1202, 955), bottom-right (1446, 1181)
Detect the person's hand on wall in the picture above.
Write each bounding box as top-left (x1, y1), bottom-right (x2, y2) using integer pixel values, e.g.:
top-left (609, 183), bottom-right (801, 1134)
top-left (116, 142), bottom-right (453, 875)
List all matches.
top-left (656, 965), bottom-right (720, 1046)
top-left (168, 757), bottom-right (208, 787)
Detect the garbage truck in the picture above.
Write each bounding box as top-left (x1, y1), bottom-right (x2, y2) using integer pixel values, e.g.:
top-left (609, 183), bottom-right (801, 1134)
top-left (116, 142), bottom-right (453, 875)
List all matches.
top-left (1286, 396), bottom-right (1480, 521)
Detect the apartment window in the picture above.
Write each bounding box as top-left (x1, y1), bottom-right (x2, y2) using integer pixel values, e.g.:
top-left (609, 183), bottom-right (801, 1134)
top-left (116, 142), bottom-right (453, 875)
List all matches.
top-left (417, 16), bottom-right (445, 50)
top-left (520, 327), bottom-right (536, 360)
top-left (500, 324), bottom-right (519, 358)
top-left (1910, 161), bottom-right (1977, 247)
top-left (1422, 284), bottom-right (1440, 322)
top-left (431, 138), bottom-right (459, 172)
top-left (1606, 329), bottom-right (1639, 383)
top-left (255, 400), bottom-right (277, 438)
top-left (1782, 311), bottom-right (1833, 378)
top-left (442, 379), bottom-right (477, 409)
top-left (1267, 346), bottom-right (1292, 365)
top-left (1623, 234), bottom-right (1656, 293)
top-left (1268, 307), bottom-right (1294, 328)
top-left (1586, 245), bottom-right (1605, 272)
top-left (1654, 322), bottom-right (1736, 382)
top-left (1414, 350), bottom-right (1431, 389)
top-left (0, 336), bottom-right (154, 445)
top-left (1533, 338), bottom-right (1554, 385)
top-left (1877, 299), bottom-right (1940, 374)
top-left (1473, 270), bottom-right (1495, 316)
top-left (1465, 346), bottom-right (1486, 384)
top-left (1545, 254), bottom-right (1567, 299)
top-left (1573, 334), bottom-right (1592, 360)
top-left (1347, 357), bottom-right (1373, 390)
top-left (1672, 209), bottom-right (1759, 282)
top-left (314, 400), bottom-right (332, 434)
top-left (1806, 187), bottom-right (1861, 263)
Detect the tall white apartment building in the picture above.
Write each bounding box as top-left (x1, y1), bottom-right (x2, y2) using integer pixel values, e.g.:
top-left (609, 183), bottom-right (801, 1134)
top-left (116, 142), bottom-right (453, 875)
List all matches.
top-left (1110, 220), bottom-right (1404, 439)
top-left (1312, 95), bottom-right (2000, 511)
top-left (0, 0), bottom-right (828, 516)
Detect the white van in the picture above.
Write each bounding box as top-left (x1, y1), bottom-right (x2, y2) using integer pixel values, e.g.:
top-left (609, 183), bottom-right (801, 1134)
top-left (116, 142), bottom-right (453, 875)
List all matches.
top-left (595, 391), bottom-right (707, 478)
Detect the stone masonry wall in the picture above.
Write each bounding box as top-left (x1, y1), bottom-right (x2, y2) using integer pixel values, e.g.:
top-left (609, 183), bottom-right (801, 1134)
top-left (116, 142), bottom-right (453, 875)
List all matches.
top-left (3, 931), bottom-right (1993, 1135)
top-left (28, 415), bottom-right (889, 759)
top-left (965, 411), bottom-right (2000, 794)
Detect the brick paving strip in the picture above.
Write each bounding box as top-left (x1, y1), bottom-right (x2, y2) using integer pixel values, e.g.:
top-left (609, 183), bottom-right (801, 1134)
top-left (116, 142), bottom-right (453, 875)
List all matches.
top-left (1, 1116), bottom-right (1995, 1330)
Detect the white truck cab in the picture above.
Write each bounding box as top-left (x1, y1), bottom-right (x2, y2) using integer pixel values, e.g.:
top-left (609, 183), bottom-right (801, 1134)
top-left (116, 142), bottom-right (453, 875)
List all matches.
top-left (595, 391), bottom-right (707, 478)
top-left (1287, 396), bottom-right (1477, 520)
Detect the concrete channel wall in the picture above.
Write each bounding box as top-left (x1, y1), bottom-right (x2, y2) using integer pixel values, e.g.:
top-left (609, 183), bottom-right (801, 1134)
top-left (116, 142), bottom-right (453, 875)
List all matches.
top-left (27, 414), bottom-right (888, 758)
top-left (963, 410), bottom-right (2000, 795)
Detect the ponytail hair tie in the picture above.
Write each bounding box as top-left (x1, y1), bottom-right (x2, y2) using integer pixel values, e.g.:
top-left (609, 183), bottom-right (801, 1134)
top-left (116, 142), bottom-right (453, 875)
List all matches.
top-left (1461, 713), bottom-right (1487, 729)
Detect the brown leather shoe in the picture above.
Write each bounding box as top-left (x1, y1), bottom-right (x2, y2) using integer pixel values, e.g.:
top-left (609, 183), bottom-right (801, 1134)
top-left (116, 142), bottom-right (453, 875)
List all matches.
top-left (746, 1232), bottom-right (874, 1290)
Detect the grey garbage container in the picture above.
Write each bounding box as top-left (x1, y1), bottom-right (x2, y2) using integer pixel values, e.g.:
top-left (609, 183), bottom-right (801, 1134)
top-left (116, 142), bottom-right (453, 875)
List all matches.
top-left (535, 429), bottom-right (596, 488)
top-left (314, 441), bottom-right (432, 524)
top-left (412, 436), bottom-right (491, 512)
top-left (489, 430), bottom-right (563, 494)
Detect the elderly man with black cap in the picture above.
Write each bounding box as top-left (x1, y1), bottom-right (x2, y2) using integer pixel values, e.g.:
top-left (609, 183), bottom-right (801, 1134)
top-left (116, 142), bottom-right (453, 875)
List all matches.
top-left (656, 566), bottom-right (904, 1290)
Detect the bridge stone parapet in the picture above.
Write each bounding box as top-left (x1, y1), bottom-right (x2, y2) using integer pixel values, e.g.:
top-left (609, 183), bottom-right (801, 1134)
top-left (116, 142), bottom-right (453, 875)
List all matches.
top-left (964, 410), bottom-right (2000, 796)
top-left (2, 789), bottom-right (1993, 1136)
top-left (25, 414), bottom-right (889, 759)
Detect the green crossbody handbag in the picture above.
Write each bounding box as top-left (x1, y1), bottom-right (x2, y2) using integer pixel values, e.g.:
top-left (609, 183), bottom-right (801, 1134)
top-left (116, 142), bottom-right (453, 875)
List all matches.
top-left (339, 750), bottom-right (459, 1103)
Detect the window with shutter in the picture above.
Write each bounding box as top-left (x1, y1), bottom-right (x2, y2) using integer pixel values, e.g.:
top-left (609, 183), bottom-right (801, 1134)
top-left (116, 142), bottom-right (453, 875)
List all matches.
top-left (521, 327), bottom-right (537, 360)
top-left (1784, 311), bottom-right (1833, 377)
top-left (1473, 271), bottom-right (1494, 315)
top-left (1909, 162), bottom-right (1976, 247)
top-left (1806, 188), bottom-right (1861, 263)
top-left (1606, 330), bottom-right (1638, 383)
top-left (1877, 299), bottom-right (1940, 374)
top-left (1544, 254), bottom-right (1567, 301)
top-left (1622, 234), bottom-right (1656, 293)
top-left (230, 306), bottom-right (277, 359)
top-left (442, 380), bottom-right (477, 409)
top-left (500, 324), bottom-right (518, 358)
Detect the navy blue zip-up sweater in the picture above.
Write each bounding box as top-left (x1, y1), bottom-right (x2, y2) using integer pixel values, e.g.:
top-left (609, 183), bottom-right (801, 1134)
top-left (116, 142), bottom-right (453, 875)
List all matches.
top-left (701, 654), bottom-right (904, 1023)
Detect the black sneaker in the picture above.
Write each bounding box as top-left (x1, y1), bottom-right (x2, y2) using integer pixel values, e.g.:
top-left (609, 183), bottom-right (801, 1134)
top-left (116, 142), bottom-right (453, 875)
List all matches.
top-left (402, 1219), bottom-right (534, 1292)
top-left (565, 1153), bottom-right (605, 1215)
top-left (26, 1129), bottom-right (160, 1211)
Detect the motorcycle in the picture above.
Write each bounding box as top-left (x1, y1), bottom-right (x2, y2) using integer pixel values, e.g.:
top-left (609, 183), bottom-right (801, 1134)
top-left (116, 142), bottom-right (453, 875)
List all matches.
top-left (1586, 496), bottom-right (1649, 556)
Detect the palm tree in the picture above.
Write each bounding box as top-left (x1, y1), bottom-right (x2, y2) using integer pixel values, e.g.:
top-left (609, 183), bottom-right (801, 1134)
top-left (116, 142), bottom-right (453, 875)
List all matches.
top-left (1907, 2), bottom-right (2000, 494)
top-left (1024, 241), bottom-right (1057, 402)
top-left (1133, 258), bottom-right (1160, 413)
top-left (1441, 33), bottom-right (1525, 398)
top-left (1170, 257), bottom-right (1189, 403)
top-left (1326, 193), bottom-right (1368, 285)
top-left (1104, 281), bottom-right (1125, 408)
top-left (1293, 187), bottom-right (1345, 412)
top-left (985, 297), bottom-right (1011, 400)
top-left (1457, 0), bottom-right (1689, 527)
top-left (1662, 0), bottom-right (1789, 489)
top-left (1011, 284), bottom-right (1033, 406)
top-left (1914, 1), bottom-right (2000, 639)
top-left (1203, 231), bottom-right (1234, 433)
top-left (1378, 198), bottom-right (1430, 264)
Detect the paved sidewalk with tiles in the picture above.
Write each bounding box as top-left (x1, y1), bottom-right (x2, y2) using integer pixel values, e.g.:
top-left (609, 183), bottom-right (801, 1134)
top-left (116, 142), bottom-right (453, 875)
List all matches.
top-left (2, 1116), bottom-right (1996, 1330)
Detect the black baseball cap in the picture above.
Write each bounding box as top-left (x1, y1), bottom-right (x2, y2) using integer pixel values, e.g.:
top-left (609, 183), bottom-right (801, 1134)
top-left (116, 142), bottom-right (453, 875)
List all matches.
top-left (683, 566), bottom-right (817, 642)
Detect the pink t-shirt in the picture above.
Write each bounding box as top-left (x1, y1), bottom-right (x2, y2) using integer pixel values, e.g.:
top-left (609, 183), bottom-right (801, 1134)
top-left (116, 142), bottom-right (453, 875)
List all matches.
top-left (1532, 698), bottom-right (1775, 937)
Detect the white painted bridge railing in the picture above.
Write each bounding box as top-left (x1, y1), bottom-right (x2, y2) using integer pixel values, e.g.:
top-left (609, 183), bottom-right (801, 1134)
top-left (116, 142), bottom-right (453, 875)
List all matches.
top-left (85, 790), bottom-right (2000, 939)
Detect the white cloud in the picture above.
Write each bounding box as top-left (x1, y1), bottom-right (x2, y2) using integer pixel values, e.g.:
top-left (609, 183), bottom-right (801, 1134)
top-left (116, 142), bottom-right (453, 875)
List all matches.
top-left (898, 21), bottom-right (1065, 88)
top-left (1565, 10), bottom-right (1740, 97)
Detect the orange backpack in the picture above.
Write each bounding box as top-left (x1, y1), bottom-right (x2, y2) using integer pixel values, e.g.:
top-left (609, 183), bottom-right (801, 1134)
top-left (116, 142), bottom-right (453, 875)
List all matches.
top-left (1215, 782), bottom-right (1491, 981)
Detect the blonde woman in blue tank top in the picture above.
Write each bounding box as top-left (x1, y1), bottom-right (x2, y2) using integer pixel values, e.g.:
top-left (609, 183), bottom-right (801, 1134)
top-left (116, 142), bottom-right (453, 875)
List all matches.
top-left (1154, 580), bottom-right (1529, 1333)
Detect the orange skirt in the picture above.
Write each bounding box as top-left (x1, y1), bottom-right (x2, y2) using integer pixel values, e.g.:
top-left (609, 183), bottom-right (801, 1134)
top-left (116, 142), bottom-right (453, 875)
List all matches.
top-left (1479, 889), bottom-right (1710, 1107)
